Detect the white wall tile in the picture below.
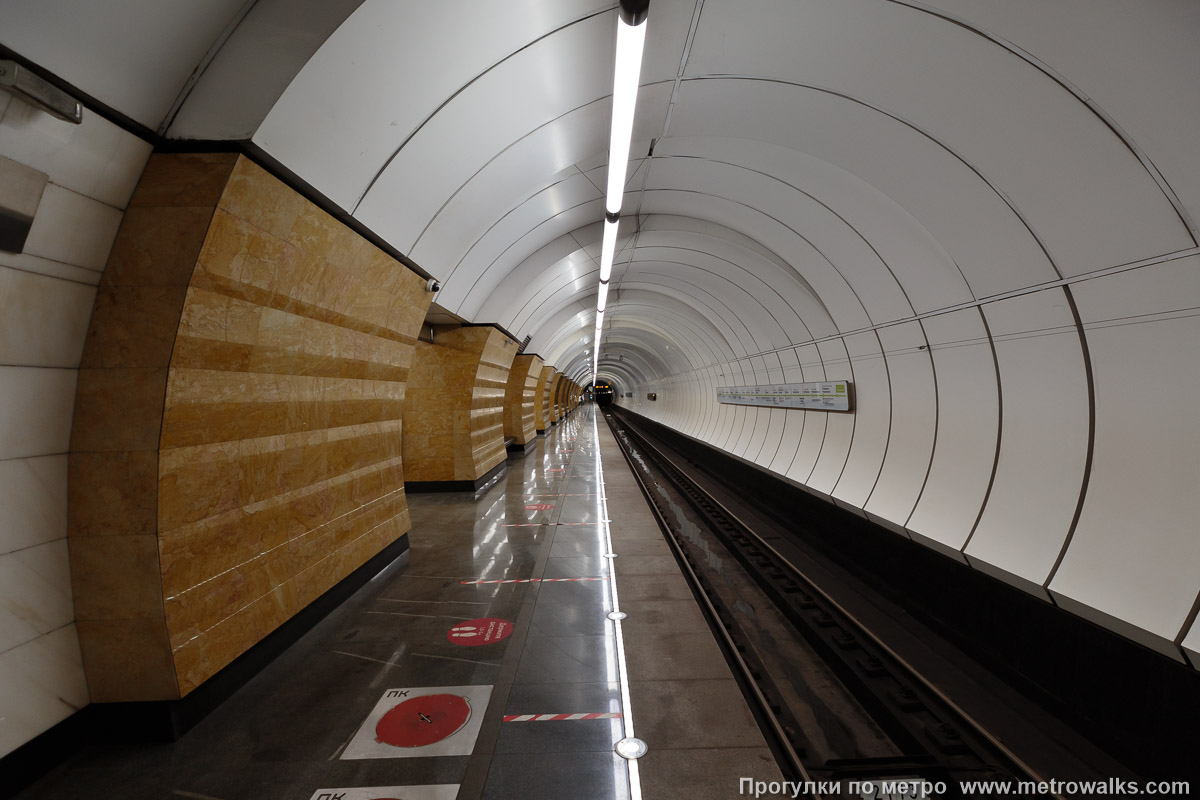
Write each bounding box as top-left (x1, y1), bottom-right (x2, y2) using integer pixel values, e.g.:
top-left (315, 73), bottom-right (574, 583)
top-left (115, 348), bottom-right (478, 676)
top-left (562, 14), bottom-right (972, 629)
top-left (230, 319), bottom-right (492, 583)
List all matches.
top-left (0, 540), bottom-right (74, 654)
top-left (0, 95), bottom-right (152, 208)
top-left (21, 183), bottom-right (122, 272)
top-left (864, 322), bottom-right (937, 529)
top-left (906, 309), bottom-right (999, 549)
top-left (0, 85), bottom-right (145, 761)
top-left (0, 366), bottom-right (78, 460)
top-left (0, 455), bottom-right (67, 556)
top-left (1047, 258), bottom-right (1200, 648)
top-left (0, 266), bottom-right (97, 367)
top-left (0, 250), bottom-right (103, 285)
top-left (831, 332), bottom-right (890, 507)
top-left (965, 289), bottom-right (1090, 586)
top-left (0, 624), bottom-right (89, 756)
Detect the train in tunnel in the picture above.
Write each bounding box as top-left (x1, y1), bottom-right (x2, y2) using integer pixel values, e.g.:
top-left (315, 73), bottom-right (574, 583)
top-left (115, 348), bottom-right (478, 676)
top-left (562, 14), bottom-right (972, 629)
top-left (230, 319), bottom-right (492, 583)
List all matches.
top-left (593, 381), bottom-right (617, 407)
top-left (0, 0), bottom-right (1198, 797)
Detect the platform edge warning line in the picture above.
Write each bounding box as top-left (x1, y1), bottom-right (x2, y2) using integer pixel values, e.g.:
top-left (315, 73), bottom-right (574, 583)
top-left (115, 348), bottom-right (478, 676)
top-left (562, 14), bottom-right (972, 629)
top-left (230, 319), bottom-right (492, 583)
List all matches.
top-left (502, 712), bottom-right (622, 722)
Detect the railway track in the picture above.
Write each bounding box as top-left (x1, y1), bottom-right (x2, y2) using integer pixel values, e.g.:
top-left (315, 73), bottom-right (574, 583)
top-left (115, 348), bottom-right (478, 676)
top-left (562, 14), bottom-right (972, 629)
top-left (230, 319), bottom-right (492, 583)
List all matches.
top-left (603, 409), bottom-right (1062, 800)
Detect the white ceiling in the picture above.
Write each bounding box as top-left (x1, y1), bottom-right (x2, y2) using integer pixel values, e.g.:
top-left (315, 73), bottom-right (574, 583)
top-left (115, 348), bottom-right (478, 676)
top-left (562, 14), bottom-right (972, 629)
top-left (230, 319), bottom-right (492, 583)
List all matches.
top-left (249, 0), bottom-right (1197, 383)
top-left (4, 0), bottom-right (1196, 373)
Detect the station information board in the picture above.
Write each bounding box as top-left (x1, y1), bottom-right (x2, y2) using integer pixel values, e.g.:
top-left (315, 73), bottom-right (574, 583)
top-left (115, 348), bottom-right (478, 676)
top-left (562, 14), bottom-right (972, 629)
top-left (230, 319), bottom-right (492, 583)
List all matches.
top-left (717, 381), bottom-right (853, 412)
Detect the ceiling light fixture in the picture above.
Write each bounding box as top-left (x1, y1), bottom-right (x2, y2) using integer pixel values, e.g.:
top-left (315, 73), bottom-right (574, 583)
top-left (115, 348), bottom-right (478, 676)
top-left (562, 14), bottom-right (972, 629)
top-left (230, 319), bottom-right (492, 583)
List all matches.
top-left (593, 0), bottom-right (648, 394)
top-left (598, 217), bottom-right (619, 281)
top-left (605, 7), bottom-right (648, 215)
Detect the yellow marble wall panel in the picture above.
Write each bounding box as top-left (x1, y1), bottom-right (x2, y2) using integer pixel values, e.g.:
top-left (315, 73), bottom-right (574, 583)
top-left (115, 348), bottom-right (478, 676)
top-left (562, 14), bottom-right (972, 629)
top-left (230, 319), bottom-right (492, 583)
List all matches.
top-left (74, 618), bottom-right (179, 702)
top-left (69, 451), bottom-right (158, 538)
top-left (524, 360), bottom-right (544, 438)
top-left (71, 368), bottom-right (167, 454)
top-left (104, 206), bottom-right (216, 288)
top-left (536, 366), bottom-right (556, 431)
top-left (70, 153), bottom-right (431, 702)
top-left (545, 371), bottom-right (563, 424)
top-left (84, 286), bottom-right (189, 369)
top-left (553, 373), bottom-right (563, 421)
top-left (68, 154), bottom-right (237, 701)
top-left (470, 329), bottom-right (517, 477)
top-left (70, 534), bottom-right (164, 621)
top-left (502, 355), bottom-right (542, 446)
top-left (402, 327), bottom-right (516, 483)
top-left (156, 157), bottom-right (430, 694)
top-left (128, 153), bottom-right (237, 208)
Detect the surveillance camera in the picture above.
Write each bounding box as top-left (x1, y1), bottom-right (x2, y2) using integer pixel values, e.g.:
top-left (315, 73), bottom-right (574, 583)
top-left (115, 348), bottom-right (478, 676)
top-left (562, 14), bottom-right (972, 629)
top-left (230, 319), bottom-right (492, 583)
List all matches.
top-left (426, 278), bottom-right (441, 292)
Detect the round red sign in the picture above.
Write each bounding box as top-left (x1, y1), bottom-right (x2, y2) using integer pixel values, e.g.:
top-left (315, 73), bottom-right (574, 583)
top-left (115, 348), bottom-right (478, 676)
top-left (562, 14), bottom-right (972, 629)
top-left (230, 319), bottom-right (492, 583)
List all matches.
top-left (447, 617), bottom-right (513, 647)
top-left (375, 693), bottom-right (471, 748)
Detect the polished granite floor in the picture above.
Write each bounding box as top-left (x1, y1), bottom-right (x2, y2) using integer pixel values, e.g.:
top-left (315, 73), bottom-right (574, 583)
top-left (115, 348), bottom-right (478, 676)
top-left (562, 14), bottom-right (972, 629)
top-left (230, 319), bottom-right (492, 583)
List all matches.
top-left (18, 406), bottom-right (779, 800)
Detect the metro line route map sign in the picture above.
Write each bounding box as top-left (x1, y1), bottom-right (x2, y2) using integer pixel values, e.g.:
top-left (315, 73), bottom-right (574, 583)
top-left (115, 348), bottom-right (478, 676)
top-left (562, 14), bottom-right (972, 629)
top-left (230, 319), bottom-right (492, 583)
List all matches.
top-left (717, 381), bottom-right (854, 412)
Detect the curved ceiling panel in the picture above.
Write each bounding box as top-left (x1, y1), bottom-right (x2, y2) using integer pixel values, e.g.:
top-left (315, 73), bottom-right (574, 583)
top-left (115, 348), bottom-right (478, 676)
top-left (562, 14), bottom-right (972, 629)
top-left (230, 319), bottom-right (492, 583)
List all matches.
top-left (254, 0), bottom-right (614, 209)
top-left (0, 0), bottom-right (251, 127)
top-left (352, 13), bottom-right (619, 245)
top-left (635, 188), bottom-right (875, 332)
top-left (597, 307), bottom-right (730, 368)
top-left (664, 78), bottom-right (1060, 299)
top-left (410, 80), bottom-right (669, 306)
top-left (625, 243), bottom-right (815, 339)
top-left (166, 0), bottom-right (367, 139)
top-left (651, 138), bottom-right (973, 315)
top-left (616, 272), bottom-right (775, 353)
top-left (917, 0), bottom-right (1200, 240)
top-left (644, 156), bottom-right (918, 324)
top-left (685, 0), bottom-right (1193, 273)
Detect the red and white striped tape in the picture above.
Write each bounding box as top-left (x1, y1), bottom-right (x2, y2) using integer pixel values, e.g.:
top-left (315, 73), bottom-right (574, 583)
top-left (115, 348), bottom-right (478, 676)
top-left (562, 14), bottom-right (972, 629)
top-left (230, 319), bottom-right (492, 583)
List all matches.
top-left (503, 712), bottom-right (622, 722)
top-left (461, 577), bottom-right (609, 585)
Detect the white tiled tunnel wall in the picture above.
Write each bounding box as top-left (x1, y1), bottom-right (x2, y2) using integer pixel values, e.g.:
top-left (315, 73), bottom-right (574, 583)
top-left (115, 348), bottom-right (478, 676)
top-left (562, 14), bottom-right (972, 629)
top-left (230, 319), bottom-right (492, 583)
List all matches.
top-left (0, 93), bottom-right (151, 757)
top-left (613, 261), bottom-right (1200, 661)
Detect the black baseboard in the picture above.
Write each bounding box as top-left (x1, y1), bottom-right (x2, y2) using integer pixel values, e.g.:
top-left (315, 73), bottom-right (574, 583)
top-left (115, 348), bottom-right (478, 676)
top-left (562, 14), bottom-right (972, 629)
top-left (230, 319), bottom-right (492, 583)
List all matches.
top-left (610, 408), bottom-right (1200, 782)
top-left (536, 428), bottom-right (547, 435)
top-left (405, 460), bottom-right (507, 494)
top-left (506, 439), bottom-right (536, 456)
top-left (0, 532), bottom-right (410, 799)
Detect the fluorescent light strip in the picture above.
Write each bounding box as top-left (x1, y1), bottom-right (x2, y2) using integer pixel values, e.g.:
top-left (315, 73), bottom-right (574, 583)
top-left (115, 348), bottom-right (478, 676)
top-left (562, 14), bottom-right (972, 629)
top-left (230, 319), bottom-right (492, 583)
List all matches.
top-left (599, 217), bottom-right (619, 282)
top-left (595, 9), bottom-right (647, 408)
top-left (606, 17), bottom-right (647, 214)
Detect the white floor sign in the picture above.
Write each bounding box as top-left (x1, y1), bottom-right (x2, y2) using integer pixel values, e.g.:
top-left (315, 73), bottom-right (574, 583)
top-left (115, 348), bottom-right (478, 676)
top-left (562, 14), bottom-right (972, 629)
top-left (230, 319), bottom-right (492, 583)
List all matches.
top-left (307, 785), bottom-right (460, 800)
top-left (341, 685), bottom-right (492, 759)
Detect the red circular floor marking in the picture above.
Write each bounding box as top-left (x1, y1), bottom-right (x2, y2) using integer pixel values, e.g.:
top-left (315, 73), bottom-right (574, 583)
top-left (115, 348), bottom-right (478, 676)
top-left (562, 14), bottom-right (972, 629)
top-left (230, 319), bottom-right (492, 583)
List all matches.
top-left (375, 693), bottom-right (471, 748)
top-left (447, 617), bottom-right (513, 647)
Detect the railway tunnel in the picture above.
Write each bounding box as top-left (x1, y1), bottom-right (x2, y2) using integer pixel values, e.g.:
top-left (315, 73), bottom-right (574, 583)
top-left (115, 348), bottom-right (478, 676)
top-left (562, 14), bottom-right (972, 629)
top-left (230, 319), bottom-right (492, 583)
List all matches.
top-left (0, 1), bottom-right (1198, 798)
